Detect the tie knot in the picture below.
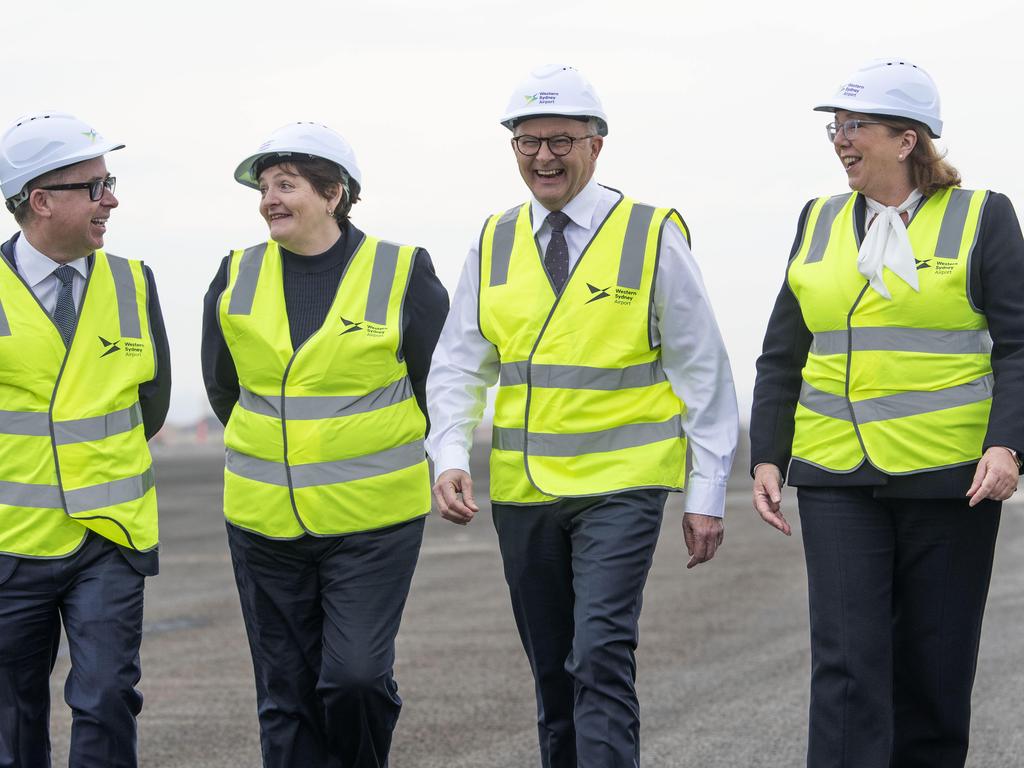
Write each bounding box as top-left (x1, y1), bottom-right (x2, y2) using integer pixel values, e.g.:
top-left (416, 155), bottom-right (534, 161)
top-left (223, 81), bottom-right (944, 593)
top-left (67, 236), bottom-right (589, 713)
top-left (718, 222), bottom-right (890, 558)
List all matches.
top-left (546, 210), bottom-right (570, 234)
top-left (53, 265), bottom-right (76, 286)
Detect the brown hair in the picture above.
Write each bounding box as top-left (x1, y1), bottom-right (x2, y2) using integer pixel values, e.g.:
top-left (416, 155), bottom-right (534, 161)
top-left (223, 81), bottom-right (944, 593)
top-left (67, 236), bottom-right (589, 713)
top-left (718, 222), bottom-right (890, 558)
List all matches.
top-left (876, 117), bottom-right (961, 196)
top-left (255, 154), bottom-right (361, 225)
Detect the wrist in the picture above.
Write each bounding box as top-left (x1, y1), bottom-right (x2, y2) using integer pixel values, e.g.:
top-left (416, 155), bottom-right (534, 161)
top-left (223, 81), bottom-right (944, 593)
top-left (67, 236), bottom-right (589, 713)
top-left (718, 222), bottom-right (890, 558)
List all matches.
top-left (998, 446), bottom-right (1023, 470)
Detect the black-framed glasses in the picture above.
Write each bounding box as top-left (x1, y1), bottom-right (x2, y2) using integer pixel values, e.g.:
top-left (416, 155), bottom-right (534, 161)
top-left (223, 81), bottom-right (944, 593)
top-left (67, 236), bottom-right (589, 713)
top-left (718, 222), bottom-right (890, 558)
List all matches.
top-left (39, 176), bottom-right (116, 201)
top-left (826, 119), bottom-right (882, 143)
top-left (511, 134), bottom-right (596, 157)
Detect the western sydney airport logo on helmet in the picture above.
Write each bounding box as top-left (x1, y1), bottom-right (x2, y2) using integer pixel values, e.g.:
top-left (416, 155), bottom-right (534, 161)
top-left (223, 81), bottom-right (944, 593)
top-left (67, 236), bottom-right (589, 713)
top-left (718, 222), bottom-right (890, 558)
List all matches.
top-left (524, 92), bottom-right (559, 105)
top-left (339, 317), bottom-right (386, 338)
top-left (98, 336), bottom-right (145, 358)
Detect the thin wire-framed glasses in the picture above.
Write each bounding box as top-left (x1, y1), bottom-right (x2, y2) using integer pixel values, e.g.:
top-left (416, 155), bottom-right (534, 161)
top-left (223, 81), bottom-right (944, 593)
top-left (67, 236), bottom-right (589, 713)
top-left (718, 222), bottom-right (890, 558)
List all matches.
top-left (825, 119), bottom-right (882, 143)
top-left (512, 134), bottom-right (596, 157)
top-left (39, 176), bottom-right (116, 201)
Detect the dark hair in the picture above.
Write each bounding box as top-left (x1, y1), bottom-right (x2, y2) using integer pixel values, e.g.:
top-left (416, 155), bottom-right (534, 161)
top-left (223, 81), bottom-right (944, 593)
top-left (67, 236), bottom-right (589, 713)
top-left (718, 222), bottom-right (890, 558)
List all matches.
top-left (875, 117), bottom-right (961, 196)
top-left (12, 165), bottom-right (72, 226)
top-left (254, 154), bottom-right (361, 225)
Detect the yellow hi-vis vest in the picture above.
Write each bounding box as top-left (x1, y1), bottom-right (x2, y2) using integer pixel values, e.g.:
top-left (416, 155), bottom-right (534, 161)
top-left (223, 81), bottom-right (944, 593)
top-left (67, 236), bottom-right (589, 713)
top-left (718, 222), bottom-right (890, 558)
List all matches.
top-left (787, 188), bottom-right (993, 474)
top-left (0, 250), bottom-right (158, 557)
top-left (218, 237), bottom-right (430, 538)
top-left (479, 195), bottom-right (689, 504)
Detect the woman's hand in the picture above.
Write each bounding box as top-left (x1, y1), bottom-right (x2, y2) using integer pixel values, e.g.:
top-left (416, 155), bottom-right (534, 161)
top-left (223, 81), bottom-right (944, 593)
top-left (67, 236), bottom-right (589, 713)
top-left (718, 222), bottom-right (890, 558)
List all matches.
top-left (966, 447), bottom-right (1020, 506)
top-left (753, 463), bottom-right (791, 535)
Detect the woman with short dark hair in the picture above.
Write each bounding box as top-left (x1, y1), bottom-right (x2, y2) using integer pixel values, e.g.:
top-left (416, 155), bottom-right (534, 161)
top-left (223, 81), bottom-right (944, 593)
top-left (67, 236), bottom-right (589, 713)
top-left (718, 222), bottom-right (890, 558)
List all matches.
top-left (201, 122), bottom-right (448, 767)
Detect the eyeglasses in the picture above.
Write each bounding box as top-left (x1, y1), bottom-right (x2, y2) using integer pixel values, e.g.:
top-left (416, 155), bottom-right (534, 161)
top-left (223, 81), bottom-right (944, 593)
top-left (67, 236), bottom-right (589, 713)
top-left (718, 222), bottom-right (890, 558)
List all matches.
top-left (826, 119), bottom-right (882, 143)
top-left (511, 134), bottom-right (596, 157)
top-left (39, 176), bottom-right (116, 201)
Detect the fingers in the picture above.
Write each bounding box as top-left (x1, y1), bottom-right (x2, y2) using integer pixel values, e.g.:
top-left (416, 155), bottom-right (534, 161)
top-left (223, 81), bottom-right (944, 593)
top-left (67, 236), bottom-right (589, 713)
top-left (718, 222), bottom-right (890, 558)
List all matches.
top-left (683, 515), bottom-right (723, 569)
top-left (752, 468), bottom-right (791, 536)
top-left (967, 453), bottom-right (1018, 506)
top-left (432, 470), bottom-right (479, 525)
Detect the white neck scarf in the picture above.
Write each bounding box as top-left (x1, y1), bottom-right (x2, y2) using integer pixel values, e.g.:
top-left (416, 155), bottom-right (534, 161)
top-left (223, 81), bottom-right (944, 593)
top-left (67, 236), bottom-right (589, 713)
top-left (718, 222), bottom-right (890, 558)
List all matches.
top-left (858, 190), bottom-right (923, 300)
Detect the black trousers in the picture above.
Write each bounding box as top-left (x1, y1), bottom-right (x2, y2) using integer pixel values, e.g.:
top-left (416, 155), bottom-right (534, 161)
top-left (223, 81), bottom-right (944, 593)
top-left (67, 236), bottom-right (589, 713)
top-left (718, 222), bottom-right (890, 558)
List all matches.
top-left (0, 533), bottom-right (145, 768)
top-left (797, 487), bottom-right (1001, 768)
top-left (227, 517), bottom-right (424, 768)
top-left (492, 489), bottom-right (666, 768)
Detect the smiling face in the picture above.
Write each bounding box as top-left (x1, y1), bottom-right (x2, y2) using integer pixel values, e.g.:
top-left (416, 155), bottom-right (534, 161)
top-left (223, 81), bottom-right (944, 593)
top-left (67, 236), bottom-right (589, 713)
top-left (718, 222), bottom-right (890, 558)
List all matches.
top-left (257, 162), bottom-right (342, 255)
top-left (513, 116), bottom-right (602, 211)
top-left (833, 110), bottom-right (917, 205)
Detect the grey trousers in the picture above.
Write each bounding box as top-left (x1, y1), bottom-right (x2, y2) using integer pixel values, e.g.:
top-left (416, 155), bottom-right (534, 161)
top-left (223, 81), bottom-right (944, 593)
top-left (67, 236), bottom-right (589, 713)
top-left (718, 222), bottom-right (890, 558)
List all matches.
top-left (492, 489), bottom-right (666, 768)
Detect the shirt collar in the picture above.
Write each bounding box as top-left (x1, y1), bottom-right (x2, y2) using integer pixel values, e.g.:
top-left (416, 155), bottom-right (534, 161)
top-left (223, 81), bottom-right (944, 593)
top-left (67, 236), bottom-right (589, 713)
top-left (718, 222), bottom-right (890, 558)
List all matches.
top-left (13, 233), bottom-right (89, 289)
top-left (530, 178), bottom-right (603, 235)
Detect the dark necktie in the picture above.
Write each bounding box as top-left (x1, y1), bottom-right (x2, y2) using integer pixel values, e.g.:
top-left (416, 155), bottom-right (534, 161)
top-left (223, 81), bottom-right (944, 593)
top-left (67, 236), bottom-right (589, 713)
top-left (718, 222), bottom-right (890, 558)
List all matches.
top-left (52, 264), bottom-right (78, 346)
top-left (544, 210), bottom-right (571, 293)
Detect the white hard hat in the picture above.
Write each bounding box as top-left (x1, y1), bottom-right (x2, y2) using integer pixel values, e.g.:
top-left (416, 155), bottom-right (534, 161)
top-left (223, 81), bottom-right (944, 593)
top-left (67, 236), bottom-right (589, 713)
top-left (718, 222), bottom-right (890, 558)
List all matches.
top-left (234, 122), bottom-right (363, 189)
top-left (814, 58), bottom-right (943, 138)
top-left (0, 112), bottom-right (124, 211)
top-left (500, 64), bottom-right (609, 136)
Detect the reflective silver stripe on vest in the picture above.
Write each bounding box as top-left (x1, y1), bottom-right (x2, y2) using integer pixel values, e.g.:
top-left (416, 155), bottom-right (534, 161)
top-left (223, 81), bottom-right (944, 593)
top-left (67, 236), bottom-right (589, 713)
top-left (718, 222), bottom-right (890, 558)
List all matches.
top-left (365, 241), bottom-right (400, 325)
top-left (53, 403), bottom-right (144, 445)
top-left (225, 440), bottom-right (425, 488)
top-left (0, 297), bottom-right (10, 337)
top-left (799, 375), bottom-right (993, 424)
top-left (0, 479), bottom-right (63, 508)
top-left (811, 328), bottom-right (993, 356)
top-left (106, 254), bottom-right (141, 339)
top-left (489, 206), bottom-right (521, 287)
top-left (64, 466), bottom-right (155, 514)
top-left (239, 378), bottom-right (413, 420)
top-left (493, 416), bottom-right (682, 457)
top-left (227, 244), bottom-right (266, 316)
top-left (935, 188), bottom-right (973, 260)
top-left (0, 410), bottom-right (50, 436)
top-left (498, 360), bottom-right (667, 390)
top-left (617, 204), bottom-right (656, 290)
top-left (804, 194), bottom-right (852, 264)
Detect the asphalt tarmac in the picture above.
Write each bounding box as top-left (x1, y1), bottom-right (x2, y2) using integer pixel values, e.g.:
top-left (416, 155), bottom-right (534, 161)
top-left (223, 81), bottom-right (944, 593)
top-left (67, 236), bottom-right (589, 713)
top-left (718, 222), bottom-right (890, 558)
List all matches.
top-left (47, 443), bottom-right (1024, 767)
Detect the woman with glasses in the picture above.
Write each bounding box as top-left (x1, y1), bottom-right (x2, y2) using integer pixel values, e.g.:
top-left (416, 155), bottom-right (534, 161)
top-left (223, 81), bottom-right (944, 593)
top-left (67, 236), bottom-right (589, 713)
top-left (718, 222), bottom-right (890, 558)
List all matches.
top-left (201, 122), bottom-right (448, 768)
top-left (750, 59), bottom-right (1024, 767)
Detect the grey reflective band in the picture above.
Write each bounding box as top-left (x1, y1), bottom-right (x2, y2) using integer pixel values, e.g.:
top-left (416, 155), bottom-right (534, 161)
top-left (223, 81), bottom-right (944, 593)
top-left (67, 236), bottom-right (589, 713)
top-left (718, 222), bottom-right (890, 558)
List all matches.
top-left (800, 375), bottom-right (993, 424)
top-left (53, 402), bottom-right (144, 445)
top-left (239, 378), bottom-right (413, 420)
top-left (489, 206), bottom-right (520, 287)
top-left (106, 254), bottom-right (141, 339)
top-left (804, 194), bottom-right (852, 264)
top-left (934, 188), bottom-right (973, 260)
top-left (365, 241), bottom-right (400, 325)
top-left (0, 297), bottom-right (9, 337)
top-left (0, 479), bottom-right (62, 508)
top-left (499, 360), bottom-right (667, 391)
top-left (618, 204), bottom-right (656, 290)
top-left (0, 409), bottom-right (50, 436)
top-left (227, 244), bottom-right (266, 316)
top-left (225, 440), bottom-right (425, 488)
top-left (811, 328), bottom-right (993, 356)
top-left (493, 416), bottom-right (682, 457)
top-left (65, 467), bottom-right (155, 514)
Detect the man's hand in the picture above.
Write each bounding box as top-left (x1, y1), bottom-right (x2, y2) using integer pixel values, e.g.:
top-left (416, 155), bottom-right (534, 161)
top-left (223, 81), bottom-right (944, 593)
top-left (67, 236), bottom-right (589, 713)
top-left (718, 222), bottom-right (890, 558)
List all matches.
top-left (432, 469), bottom-right (480, 525)
top-left (682, 513), bottom-right (724, 569)
top-left (752, 463), bottom-right (791, 536)
top-left (966, 447), bottom-right (1019, 507)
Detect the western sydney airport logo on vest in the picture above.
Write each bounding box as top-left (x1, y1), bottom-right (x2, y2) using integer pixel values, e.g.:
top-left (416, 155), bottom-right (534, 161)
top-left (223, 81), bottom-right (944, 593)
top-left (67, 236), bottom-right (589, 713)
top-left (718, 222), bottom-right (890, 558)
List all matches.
top-left (98, 336), bottom-right (145, 359)
top-left (584, 283), bottom-right (637, 306)
top-left (339, 316), bottom-right (386, 338)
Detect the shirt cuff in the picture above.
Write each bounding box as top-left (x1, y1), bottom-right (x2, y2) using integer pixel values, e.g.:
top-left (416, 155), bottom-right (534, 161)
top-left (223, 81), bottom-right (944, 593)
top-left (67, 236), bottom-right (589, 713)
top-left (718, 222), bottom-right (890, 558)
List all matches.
top-left (682, 476), bottom-right (728, 518)
top-left (432, 445), bottom-right (472, 481)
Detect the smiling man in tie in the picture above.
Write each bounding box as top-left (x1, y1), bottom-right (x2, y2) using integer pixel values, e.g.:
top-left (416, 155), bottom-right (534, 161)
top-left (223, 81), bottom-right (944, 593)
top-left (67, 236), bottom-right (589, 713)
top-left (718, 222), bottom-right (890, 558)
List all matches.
top-left (0, 112), bottom-right (170, 768)
top-left (426, 65), bottom-right (738, 767)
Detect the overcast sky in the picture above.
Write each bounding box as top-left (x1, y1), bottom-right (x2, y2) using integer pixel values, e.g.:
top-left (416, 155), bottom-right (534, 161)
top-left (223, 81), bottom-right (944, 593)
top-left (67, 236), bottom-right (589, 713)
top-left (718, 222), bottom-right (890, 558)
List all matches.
top-left (4, 0), bottom-right (1022, 425)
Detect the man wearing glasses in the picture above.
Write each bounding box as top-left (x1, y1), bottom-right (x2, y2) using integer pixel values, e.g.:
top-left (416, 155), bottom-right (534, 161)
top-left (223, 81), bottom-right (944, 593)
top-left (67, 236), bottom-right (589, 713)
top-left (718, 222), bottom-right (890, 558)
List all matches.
top-left (0, 112), bottom-right (170, 767)
top-left (427, 65), bottom-right (738, 766)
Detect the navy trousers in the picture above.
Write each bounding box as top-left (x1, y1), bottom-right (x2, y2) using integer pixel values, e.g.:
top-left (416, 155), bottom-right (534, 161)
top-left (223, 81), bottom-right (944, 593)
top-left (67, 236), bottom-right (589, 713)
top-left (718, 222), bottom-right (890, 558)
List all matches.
top-left (0, 533), bottom-right (145, 768)
top-left (226, 517), bottom-right (424, 768)
top-left (491, 489), bottom-right (666, 768)
top-left (797, 487), bottom-right (1001, 768)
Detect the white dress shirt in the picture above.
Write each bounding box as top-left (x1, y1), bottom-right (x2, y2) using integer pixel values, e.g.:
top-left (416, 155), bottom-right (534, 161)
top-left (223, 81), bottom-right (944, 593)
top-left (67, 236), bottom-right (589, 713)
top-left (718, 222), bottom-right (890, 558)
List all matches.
top-left (13, 233), bottom-right (89, 310)
top-left (426, 180), bottom-right (739, 518)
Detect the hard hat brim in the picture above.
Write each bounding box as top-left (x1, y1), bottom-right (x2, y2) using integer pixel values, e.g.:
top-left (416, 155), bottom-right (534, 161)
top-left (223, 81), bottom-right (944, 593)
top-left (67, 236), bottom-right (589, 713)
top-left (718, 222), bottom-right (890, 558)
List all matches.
top-left (500, 110), bottom-right (609, 136)
top-left (813, 101), bottom-right (941, 138)
top-left (233, 150), bottom-right (361, 189)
